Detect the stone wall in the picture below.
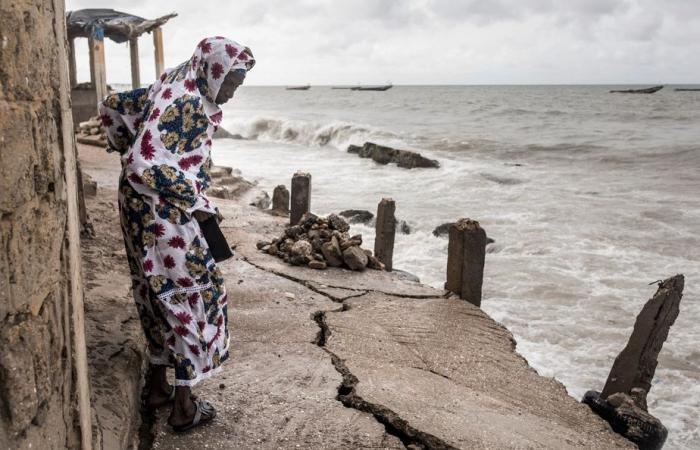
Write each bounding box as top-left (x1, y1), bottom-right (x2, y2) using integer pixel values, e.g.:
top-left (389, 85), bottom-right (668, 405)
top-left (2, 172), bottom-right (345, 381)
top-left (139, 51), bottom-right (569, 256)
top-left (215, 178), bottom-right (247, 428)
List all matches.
top-left (1, 1), bottom-right (90, 448)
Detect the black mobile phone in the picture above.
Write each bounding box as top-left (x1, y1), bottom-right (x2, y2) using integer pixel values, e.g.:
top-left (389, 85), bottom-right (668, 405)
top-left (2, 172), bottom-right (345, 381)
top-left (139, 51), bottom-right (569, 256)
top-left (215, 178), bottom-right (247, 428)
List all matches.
top-left (197, 216), bottom-right (234, 263)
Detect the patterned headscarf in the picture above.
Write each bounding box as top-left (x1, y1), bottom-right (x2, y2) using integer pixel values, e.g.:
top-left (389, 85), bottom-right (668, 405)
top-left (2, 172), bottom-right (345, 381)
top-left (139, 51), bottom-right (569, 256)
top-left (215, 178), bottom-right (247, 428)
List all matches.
top-left (100, 37), bottom-right (255, 215)
top-left (154, 37), bottom-right (255, 120)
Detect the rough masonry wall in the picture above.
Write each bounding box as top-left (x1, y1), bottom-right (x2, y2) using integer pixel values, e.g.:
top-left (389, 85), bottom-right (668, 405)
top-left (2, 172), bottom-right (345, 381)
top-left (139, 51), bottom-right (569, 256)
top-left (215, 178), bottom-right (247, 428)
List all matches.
top-left (0, 1), bottom-right (81, 448)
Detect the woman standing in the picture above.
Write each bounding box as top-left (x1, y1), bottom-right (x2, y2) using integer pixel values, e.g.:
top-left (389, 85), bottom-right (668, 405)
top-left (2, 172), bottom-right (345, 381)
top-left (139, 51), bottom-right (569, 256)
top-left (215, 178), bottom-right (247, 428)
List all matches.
top-left (99, 37), bottom-right (254, 431)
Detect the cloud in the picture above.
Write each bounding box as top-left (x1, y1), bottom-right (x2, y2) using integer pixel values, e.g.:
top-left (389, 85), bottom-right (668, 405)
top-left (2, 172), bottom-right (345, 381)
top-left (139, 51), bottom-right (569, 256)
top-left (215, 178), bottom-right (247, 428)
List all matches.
top-left (65, 0), bottom-right (700, 85)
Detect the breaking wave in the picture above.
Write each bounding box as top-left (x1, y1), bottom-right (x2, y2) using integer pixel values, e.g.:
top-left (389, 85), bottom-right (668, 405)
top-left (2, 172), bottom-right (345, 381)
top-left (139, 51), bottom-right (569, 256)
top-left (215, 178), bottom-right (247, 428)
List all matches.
top-left (225, 116), bottom-right (402, 150)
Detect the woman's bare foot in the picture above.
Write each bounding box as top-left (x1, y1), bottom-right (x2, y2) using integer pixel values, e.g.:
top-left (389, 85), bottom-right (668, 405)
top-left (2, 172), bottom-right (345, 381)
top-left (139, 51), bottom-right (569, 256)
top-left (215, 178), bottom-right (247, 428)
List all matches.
top-left (146, 365), bottom-right (173, 409)
top-left (168, 386), bottom-right (196, 427)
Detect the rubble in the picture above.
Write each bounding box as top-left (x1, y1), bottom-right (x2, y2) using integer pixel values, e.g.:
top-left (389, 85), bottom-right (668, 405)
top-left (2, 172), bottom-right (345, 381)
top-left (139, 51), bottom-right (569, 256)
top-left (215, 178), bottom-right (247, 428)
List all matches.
top-left (258, 212), bottom-right (385, 271)
top-left (76, 116), bottom-right (108, 147)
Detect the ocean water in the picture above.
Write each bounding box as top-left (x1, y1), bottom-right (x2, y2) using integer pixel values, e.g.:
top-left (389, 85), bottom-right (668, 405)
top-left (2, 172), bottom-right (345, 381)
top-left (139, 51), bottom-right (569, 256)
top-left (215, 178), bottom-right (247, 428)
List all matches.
top-left (213, 85), bottom-right (700, 449)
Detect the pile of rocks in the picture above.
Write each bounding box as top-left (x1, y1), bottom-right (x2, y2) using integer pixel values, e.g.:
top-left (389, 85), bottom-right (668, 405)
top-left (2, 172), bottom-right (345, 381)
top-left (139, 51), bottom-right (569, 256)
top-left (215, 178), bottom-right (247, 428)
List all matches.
top-left (257, 212), bottom-right (385, 271)
top-left (77, 116), bottom-right (102, 136)
top-left (76, 116), bottom-right (108, 147)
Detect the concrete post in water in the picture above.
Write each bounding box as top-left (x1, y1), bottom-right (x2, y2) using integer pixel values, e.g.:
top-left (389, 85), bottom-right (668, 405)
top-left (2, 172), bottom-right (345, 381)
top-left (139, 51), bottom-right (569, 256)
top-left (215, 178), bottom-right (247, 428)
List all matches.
top-left (581, 275), bottom-right (683, 450)
top-left (129, 38), bottom-right (140, 89)
top-left (290, 172), bottom-right (311, 225)
top-left (445, 219), bottom-right (486, 307)
top-left (272, 185), bottom-right (290, 214)
top-left (153, 27), bottom-right (165, 79)
top-left (601, 275), bottom-right (684, 400)
top-left (374, 198), bottom-right (396, 271)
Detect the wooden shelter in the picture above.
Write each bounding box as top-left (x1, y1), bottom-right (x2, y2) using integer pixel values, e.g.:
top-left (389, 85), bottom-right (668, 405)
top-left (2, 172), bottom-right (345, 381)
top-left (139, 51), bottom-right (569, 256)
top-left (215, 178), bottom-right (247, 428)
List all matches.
top-left (66, 9), bottom-right (177, 123)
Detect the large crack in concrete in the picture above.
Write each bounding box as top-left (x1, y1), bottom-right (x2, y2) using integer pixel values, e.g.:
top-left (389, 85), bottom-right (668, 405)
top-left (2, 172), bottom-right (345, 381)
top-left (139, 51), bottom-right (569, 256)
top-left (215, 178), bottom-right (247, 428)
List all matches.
top-left (313, 311), bottom-right (458, 450)
top-left (242, 258), bottom-right (457, 449)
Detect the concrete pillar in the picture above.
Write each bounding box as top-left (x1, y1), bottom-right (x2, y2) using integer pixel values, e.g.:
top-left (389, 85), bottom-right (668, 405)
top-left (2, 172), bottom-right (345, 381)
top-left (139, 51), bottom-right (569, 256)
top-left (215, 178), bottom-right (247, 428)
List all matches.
top-left (290, 172), bottom-right (311, 225)
top-left (68, 37), bottom-right (77, 88)
top-left (272, 185), bottom-right (290, 214)
top-left (88, 34), bottom-right (107, 104)
top-left (445, 218), bottom-right (486, 307)
top-left (153, 27), bottom-right (165, 79)
top-left (601, 275), bottom-right (684, 400)
top-left (374, 198), bottom-right (396, 271)
top-left (129, 38), bottom-right (140, 89)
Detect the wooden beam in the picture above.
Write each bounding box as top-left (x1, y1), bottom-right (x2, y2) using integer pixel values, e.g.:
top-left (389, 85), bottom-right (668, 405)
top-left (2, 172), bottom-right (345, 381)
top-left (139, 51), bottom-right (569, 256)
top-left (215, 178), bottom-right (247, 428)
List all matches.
top-left (129, 38), bottom-right (140, 88)
top-left (153, 27), bottom-right (164, 79)
top-left (68, 37), bottom-right (77, 88)
top-left (53, 1), bottom-right (93, 448)
top-left (88, 35), bottom-right (107, 104)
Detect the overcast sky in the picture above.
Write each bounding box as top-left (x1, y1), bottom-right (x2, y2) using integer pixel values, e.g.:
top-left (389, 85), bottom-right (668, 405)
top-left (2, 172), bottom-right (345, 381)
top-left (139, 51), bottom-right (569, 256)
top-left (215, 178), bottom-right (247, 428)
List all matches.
top-left (66, 0), bottom-right (700, 86)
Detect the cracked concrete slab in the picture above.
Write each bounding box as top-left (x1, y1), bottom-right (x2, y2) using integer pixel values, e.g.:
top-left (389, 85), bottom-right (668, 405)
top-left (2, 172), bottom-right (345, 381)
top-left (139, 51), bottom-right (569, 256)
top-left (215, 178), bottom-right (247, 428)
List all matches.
top-left (323, 293), bottom-right (635, 449)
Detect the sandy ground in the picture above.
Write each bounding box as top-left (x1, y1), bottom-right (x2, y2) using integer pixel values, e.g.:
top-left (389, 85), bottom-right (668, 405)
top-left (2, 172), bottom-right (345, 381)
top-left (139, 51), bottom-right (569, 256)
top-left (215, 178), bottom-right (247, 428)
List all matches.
top-left (77, 143), bottom-right (634, 449)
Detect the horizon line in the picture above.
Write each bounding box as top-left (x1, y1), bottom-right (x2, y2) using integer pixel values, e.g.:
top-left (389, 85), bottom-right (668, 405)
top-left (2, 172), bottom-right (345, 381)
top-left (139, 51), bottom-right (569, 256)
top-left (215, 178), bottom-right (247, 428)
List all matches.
top-left (106, 82), bottom-right (700, 87)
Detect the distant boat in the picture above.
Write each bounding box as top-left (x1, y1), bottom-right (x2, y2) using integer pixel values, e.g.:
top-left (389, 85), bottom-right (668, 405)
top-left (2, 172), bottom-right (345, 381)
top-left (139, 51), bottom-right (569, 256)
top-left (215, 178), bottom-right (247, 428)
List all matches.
top-left (675, 88), bottom-right (700, 92)
top-left (286, 85), bottom-right (310, 91)
top-left (610, 85), bottom-right (663, 94)
top-left (351, 84), bottom-right (393, 92)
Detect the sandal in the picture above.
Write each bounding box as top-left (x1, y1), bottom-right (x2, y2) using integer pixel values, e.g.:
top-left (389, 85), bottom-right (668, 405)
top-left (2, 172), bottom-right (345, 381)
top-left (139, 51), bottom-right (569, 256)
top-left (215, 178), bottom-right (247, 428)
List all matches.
top-left (171, 398), bottom-right (217, 433)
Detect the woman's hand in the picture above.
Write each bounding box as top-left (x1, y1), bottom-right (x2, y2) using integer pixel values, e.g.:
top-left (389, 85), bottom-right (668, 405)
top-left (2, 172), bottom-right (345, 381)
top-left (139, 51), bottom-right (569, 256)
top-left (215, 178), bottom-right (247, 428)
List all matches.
top-left (193, 210), bottom-right (224, 223)
top-left (193, 210), bottom-right (213, 222)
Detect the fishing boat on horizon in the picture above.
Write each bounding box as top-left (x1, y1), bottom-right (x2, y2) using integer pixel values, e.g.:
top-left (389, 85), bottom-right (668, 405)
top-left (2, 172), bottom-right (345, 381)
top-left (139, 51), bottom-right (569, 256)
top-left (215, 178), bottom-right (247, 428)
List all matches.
top-left (286, 85), bottom-right (311, 91)
top-left (610, 85), bottom-right (663, 94)
top-left (351, 84), bottom-right (393, 91)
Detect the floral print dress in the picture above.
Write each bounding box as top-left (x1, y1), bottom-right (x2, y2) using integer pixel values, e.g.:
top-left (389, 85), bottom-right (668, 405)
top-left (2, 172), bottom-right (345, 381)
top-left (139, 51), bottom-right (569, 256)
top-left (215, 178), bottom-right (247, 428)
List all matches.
top-left (99, 37), bottom-right (254, 386)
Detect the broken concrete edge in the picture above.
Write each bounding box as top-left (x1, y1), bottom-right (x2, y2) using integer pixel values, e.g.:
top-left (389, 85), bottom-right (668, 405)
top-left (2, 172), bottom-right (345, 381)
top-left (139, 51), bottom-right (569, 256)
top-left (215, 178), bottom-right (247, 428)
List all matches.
top-left (582, 391), bottom-right (668, 450)
top-left (241, 257), bottom-right (448, 302)
top-left (454, 218), bottom-right (482, 232)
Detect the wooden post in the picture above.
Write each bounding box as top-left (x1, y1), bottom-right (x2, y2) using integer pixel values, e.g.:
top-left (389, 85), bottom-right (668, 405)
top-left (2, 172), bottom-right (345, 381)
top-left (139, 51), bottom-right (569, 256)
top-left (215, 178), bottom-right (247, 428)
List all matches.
top-left (272, 185), bottom-right (290, 214)
top-left (68, 37), bottom-right (77, 88)
top-left (374, 198), bottom-right (396, 271)
top-left (290, 172), bottom-right (311, 225)
top-left (601, 275), bottom-right (684, 400)
top-left (445, 218), bottom-right (486, 307)
top-left (129, 38), bottom-right (140, 88)
top-left (153, 27), bottom-right (165, 79)
top-left (55, 7), bottom-right (93, 448)
top-left (88, 34), bottom-right (107, 104)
